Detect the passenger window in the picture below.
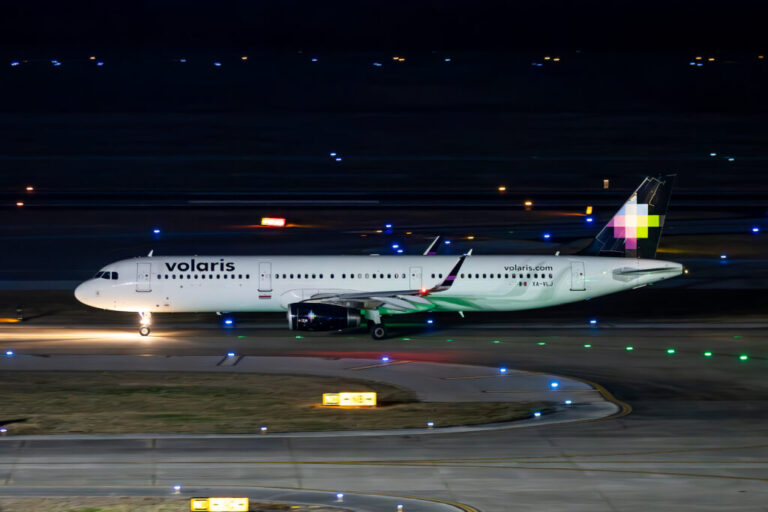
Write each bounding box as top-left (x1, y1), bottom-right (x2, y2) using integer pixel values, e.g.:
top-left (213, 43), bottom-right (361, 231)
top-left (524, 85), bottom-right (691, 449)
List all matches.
top-left (201, 275), bottom-right (206, 279)
top-left (172, 275), bottom-right (176, 279)
top-left (246, 274), bottom-right (250, 279)
top-left (372, 274), bottom-right (377, 279)
top-left (549, 273), bottom-right (553, 278)
top-left (365, 273), bottom-right (370, 278)
top-left (526, 274), bottom-right (531, 278)
top-left (223, 275), bottom-right (227, 279)
top-left (194, 275), bottom-right (198, 279)
top-left (274, 274), bottom-right (279, 279)
top-left (431, 273), bottom-right (435, 278)
top-left (342, 273), bottom-right (346, 278)
top-left (217, 275), bottom-right (221, 279)
top-left (475, 273), bottom-right (480, 278)
top-left (312, 274), bottom-right (316, 279)
top-left (330, 274), bottom-right (334, 279)
top-left (483, 273), bottom-right (487, 278)
top-left (320, 274), bottom-right (323, 279)
top-left (534, 273), bottom-right (538, 278)
top-left (350, 274), bottom-right (354, 279)
top-left (504, 274), bottom-right (508, 278)
top-left (358, 273), bottom-right (362, 278)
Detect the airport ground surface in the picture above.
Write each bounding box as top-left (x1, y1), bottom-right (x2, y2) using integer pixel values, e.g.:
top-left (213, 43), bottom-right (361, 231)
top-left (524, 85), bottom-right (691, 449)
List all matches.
top-left (1, 308), bottom-right (767, 511)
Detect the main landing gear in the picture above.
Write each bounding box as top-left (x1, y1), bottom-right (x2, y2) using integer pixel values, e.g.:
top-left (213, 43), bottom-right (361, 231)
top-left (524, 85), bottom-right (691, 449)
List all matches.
top-left (369, 322), bottom-right (388, 340)
top-left (365, 309), bottom-right (388, 340)
top-left (139, 311), bottom-right (152, 336)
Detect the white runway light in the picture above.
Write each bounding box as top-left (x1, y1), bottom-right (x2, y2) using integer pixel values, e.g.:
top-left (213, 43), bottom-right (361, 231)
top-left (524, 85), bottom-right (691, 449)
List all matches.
top-left (336, 493), bottom-right (344, 502)
top-left (260, 426), bottom-right (268, 433)
top-left (550, 380), bottom-right (560, 389)
top-left (533, 411), bottom-right (542, 418)
top-left (5, 350), bottom-right (13, 357)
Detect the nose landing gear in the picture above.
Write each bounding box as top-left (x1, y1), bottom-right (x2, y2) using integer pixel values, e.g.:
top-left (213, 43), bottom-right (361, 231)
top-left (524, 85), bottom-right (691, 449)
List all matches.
top-left (139, 311), bottom-right (152, 336)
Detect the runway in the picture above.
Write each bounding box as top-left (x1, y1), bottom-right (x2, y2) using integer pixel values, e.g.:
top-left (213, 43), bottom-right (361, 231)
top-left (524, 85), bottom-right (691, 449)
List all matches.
top-left (1, 319), bottom-right (767, 510)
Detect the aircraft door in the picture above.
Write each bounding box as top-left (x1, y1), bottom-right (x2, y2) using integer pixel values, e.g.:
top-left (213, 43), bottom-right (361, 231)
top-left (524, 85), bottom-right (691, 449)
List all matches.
top-left (258, 262), bottom-right (272, 292)
top-left (570, 261), bottom-right (586, 291)
top-left (409, 266), bottom-right (422, 290)
top-left (136, 263), bottom-right (152, 292)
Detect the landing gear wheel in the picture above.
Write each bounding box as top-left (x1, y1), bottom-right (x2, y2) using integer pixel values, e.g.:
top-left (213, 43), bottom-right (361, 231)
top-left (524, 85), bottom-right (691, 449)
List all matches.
top-left (370, 323), bottom-right (387, 340)
top-left (139, 326), bottom-right (151, 337)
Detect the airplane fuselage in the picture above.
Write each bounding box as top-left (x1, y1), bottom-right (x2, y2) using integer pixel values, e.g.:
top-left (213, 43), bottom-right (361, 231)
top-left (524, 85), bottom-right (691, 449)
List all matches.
top-left (74, 254), bottom-right (682, 314)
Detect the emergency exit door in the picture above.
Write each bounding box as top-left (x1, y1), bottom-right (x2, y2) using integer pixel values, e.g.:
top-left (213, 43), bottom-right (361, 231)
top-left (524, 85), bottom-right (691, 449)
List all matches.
top-left (570, 261), bottom-right (586, 291)
top-left (136, 263), bottom-right (151, 292)
top-left (409, 266), bottom-right (422, 290)
top-left (258, 262), bottom-right (272, 292)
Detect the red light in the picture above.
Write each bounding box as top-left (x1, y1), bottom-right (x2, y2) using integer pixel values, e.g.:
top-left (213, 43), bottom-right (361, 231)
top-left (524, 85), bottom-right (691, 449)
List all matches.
top-left (420, 287), bottom-right (428, 295)
top-left (261, 217), bottom-right (286, 227)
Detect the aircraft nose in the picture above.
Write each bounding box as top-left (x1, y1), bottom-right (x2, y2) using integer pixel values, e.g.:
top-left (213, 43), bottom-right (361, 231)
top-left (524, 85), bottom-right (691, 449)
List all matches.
top-left (74, 282), bottom-right (90, 305)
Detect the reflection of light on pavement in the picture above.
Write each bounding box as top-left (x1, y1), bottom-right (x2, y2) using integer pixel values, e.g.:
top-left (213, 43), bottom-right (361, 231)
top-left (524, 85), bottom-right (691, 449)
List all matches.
top-left (0, 329), bottom-right (154, 342)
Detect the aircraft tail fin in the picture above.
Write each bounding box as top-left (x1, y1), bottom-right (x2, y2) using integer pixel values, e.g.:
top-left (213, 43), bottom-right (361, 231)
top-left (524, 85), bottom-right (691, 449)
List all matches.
top-left (580, 174), bottom-right (675, 259)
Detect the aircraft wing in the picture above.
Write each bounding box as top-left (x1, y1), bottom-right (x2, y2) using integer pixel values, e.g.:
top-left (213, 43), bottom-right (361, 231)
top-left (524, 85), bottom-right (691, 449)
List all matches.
top-left (301, 254), bottom-right (468, 312)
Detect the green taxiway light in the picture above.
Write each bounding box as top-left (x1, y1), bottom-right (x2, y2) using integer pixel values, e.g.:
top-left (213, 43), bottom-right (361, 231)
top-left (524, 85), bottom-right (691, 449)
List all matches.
top-left (625, 346), bottom-right (634, 351)
top-left (237, 335), bottom-right (246, 339)
top-left (583, 344), bottom-right (592, 348)
top-left (666, 348), bottom-right (676, 354)
top-left (733, 335), bottom-right (742, 339)
top-left (492, 340), bottom-right (501, 344)
top-left (537, 342), bottom-right (547, 346)
top-left (401, 337), bottom-right (412, 341)
top-left (739, 354), bottom-right (749, 361)
top-left (295, 335), bottom-right (304, 339)
top-left (445, 339), bottom-right (453, 342)
top-left (703, 351), bottom-right (713, 357)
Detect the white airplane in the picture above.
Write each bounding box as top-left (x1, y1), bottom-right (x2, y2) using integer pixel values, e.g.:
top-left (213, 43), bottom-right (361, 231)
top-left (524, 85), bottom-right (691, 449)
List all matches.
top-left (75, 175), bottom-right (682, 339)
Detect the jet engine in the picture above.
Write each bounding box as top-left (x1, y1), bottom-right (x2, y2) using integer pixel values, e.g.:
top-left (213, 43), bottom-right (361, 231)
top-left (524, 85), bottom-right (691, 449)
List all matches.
top-left (288, 303), bottom-right (362, 331)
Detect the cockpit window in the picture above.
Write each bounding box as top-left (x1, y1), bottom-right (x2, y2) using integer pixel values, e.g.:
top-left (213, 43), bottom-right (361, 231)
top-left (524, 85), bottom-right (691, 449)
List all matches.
top-left (101, 273), bottom-right (110, 280)
top-left (94, 271), bottom-right (117, 280)
top-left (94, 271), bottom-right (104, 279)
top-left (111, 272), bottom-right (118, 280)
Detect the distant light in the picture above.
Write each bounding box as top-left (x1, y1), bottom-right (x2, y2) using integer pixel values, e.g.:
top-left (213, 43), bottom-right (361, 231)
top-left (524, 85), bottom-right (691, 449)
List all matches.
top-left (392, 244), bottom-right (400, 249)
top-left (260, 425), bottom-right (268, 432)
top-left (336, 493), bottom-right (344, 501)
top-left (5, 350), bottom-right (14, 357)
top-left (544, 56), bottom-right (551, 60)
top-left (261, 217), bottom-right (286, 227)
top-left (15, 202), bottom-right (23, 207)
top-left (444, 58), bottom-right (451, 62)
top-left (498, 185), bottom-right (507, 192)
top-left (329, 152), bottom-right (337, 157)
top-left (396, 249), bottom-right (403, 253)
top-left (0, 428), bottom-right (6, 433)
top-left (52, 61), bottom-right (61, 67)
top-left (720, 254), bottom-right (727, 260)
top-left (241, 56), bottom-right (248, 61)
top-left (179, 58), bottom-right (187, 63)
top-left (444, 240), bottom-right (451, 245)
top-left (426, 421), bottom-right (435, 428)
top-left (708, 57), bottom-right (715, 62)
top-left (213, 62), bottom-right (222, 67)
top-left (96, 61), bottom-right (104, 67)
top-left (533, 411), bottom-right (542, 418)
top-left (381, 355), bottom-right (390, 363)
top-left (625, 346), bottom-right (634, 351)
top-left (499, 367), bottom-right (508, 374)
top-left (583, 344), bottom-right (592, 348)
top-left (89, 56), bottom-right (96, 60)
top-left (466, 235), bottom-right (474, 240)
top-left (710, 152), bottom-right (717, 156)
top-left (689, 62), bottom-right (695, 66)
top-left (153, 228), bottom-right (161, 234)
top-left (585, 205), bottom-right (593, 215)
top-left (703, 351), bottom-right (713, 357)
top-left (543, 233), bottom-right (551, 239)
top-left (728, 157), bottom-right (735, 162)
top-left (10, 61), bottom-right (19, 67)
top-left (666, 348), bottom-right (676, 355)
top-left (311, 58), bottom-right (318, 62)
top-left (697, 63), bottom-right (703, 67)
top-left (589, 319), bottom-right (597, 325)
top-left (603, 179), bottom-right (610, 189)
top-left (227, 351), bottom-right (235, 357)
top-left (739, 354), bottom-right (749, 361)
top-left (523, 200), bottom-right (533, 207)
top-left (173, 485), bottom-right (181, 492)
top-left (695, 56), bottom-right (702, 60)
top-left (426, 319), bottom-right (434, 324)
top-left (385, 223), bottom-right (393, 228)
top-left (25, 186), bottom-right (34, 192)
top-left (224, 318), bottom-right (234, 326)
top-left (549, 380), bottom-right (560, 389)
top-left (752, 226), bottom-right (760, 233)
top-left (335, 157), bottom-right (342, 162)
top-left (586, 217), bottom-right (594, 223)
top-left (537, 341), bottom-right (546, 346)
top-left (372, 62), bottom-right (382, 67)
top-left (564, 399), bottom-right (573, 405)
top-left (553, 57), bottom-right (560, 62)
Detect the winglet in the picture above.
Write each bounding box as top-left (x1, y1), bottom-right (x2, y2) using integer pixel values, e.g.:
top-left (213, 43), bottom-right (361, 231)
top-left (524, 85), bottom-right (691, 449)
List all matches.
top-left (423, 236), bottom-right (442, 255)
top-left (147, 250), bottom-right (154, 257)
top-left (430, 254), bottom-right (467, 293)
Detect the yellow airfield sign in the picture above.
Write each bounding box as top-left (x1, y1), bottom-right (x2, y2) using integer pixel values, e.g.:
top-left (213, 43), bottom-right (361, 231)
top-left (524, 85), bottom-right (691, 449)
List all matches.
top-left (322, 392), bottom-right (377, 407)
top-left (190, 497), bottom-right (249, 511)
